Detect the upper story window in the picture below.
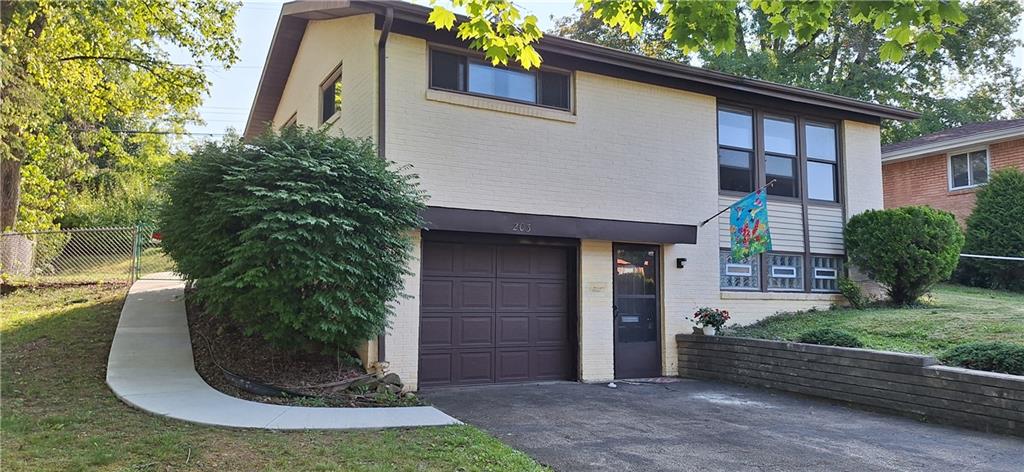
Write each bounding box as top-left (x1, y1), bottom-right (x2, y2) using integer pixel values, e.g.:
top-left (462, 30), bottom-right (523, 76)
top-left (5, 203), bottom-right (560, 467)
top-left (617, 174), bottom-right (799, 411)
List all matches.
top-left (430, 49), bottom-right (571, 110)
top-left (805, 122), bottom-right (838, 202)
top-left (717, 108), bottom-right (755, 193)
top-left (320, 63), bottom-right (343, 124)
top-left (949, 150), bottom-right (989, 189)
top-left (717, 105), bottom-right (840, 203)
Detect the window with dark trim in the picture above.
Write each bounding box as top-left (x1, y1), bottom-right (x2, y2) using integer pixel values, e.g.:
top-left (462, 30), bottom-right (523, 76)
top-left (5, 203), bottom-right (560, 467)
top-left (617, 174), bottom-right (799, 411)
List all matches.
top-left (717, 105), bottom-right (841, 204)
top-left (718, 107), bottom-right (755, 193)
top-left (429, 49), bottom-right (571, 110)
top-left (805, 122), bottom-right (838, 202)
top-left (320, 63), bottom-right (343, 124)
top-left (281, 112), bottom-right (297, 129)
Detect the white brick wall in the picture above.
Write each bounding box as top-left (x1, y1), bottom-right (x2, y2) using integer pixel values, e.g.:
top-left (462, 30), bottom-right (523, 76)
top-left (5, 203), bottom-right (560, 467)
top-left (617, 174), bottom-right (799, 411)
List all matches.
top-left (579, 240), bottom-right (615, 382)
top-left (272, 14), bottom-right (376, 139)
top-left (384, 230), bottom-right (422, 389)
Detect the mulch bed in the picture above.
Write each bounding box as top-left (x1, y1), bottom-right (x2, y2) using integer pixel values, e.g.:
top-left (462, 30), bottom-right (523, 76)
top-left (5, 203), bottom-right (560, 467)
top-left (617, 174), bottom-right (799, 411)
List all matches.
top-left (185, 289), bottom-right (417, 407)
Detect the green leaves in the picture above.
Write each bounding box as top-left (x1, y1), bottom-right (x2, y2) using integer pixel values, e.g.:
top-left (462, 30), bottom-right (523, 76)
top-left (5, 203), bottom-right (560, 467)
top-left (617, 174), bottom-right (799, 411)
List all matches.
top-left (160, 127), bottom-right (426, 351)
top-left (433, 0), bottom-right (968, 69)
top-left (427, 0), bottom-right (545, 69)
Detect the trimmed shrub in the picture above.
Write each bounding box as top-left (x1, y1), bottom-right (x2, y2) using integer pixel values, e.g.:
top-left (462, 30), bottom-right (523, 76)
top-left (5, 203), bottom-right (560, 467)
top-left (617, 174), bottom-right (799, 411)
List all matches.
top-left (796, 328), bottom-right (864, 348)
top-left (939, 342), bottom-right (1024, 375)
top-left (159, 127), bottom-right (425, 351)
top-left (838, 276), bottom-right (867, 309)
top-left (955, 169), bottom-right (1024, 292)
top-left (845, 207), bottom-right (964, 305)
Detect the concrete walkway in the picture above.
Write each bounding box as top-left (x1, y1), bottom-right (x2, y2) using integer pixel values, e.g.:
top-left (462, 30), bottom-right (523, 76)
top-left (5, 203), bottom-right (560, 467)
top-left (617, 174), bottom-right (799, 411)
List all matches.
top-left (106, 275), bottom-right (459, 430)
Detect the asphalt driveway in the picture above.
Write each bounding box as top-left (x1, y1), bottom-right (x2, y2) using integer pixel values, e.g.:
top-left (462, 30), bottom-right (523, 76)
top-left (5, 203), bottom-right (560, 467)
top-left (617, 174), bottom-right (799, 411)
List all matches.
top-left (423, 379), bottom-right (1023, 472)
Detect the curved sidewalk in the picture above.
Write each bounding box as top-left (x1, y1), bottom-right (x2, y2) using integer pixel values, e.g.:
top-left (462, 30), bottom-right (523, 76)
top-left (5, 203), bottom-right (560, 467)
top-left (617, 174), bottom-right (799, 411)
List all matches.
top-left (106, 275), bottom-right (459, 429)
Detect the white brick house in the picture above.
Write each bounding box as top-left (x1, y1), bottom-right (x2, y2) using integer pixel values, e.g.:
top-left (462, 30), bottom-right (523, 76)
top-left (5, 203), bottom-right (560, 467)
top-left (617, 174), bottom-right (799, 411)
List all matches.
top-left (245, 1), bottom-right (918, 391)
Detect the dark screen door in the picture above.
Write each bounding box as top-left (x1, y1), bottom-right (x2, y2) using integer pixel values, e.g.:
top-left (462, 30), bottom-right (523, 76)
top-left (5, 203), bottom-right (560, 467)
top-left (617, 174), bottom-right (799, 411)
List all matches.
top-left (613, 244), bottom-right (660, 379)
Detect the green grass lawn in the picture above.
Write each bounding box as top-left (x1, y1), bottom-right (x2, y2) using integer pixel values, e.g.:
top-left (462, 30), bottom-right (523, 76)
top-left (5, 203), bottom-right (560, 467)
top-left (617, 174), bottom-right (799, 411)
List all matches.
top-left (726, 284), bottom-right (1024, 356)
top-left (1, 285), bottom-right (547, 471)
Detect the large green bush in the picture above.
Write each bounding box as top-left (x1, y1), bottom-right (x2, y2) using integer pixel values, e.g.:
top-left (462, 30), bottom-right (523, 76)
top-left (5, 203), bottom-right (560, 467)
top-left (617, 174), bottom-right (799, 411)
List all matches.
top-left (955, 169), bottom-right (1024, 292)
top-left (845, 206), bottom-right (964, 305)
top-left (939, 342), bottom-right (1024, 375)
top-left (159, 127), bottom-right (425, 350)
top-left (796, 327), bottom-right (864, 348)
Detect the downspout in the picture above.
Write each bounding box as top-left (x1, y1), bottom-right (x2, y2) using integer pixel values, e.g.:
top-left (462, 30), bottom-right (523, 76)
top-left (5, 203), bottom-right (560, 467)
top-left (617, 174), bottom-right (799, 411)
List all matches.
top-left (376, 6), bottom-right (394, 364)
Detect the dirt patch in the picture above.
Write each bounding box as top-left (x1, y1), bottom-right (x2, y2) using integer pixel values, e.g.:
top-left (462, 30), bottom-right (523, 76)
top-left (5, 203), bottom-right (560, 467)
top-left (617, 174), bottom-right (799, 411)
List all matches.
top-left (185, 290), bottom-right (418, 407)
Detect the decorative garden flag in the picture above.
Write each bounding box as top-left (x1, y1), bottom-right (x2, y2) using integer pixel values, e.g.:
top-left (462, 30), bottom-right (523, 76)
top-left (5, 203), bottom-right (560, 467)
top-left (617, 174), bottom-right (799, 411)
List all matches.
top-left (729, 188), bottom-right (772, 260)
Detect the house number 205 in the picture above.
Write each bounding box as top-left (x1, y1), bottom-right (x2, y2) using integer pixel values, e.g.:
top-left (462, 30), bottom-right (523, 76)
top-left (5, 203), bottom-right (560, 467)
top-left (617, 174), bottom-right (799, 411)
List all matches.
top-left (512, 223), bottom-right (532, 233)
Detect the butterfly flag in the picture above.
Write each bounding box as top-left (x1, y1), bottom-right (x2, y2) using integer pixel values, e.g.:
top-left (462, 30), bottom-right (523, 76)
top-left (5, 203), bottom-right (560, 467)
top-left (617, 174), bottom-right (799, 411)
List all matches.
top-left (729, 188), bottom-right (772, 260)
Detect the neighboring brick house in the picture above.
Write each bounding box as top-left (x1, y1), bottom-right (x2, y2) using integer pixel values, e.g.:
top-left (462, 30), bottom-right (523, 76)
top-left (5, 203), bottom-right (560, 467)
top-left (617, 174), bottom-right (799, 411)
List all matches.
top-left (882, 119), bottom-right (1024, 222)
top-left (245, 1), bottom-right (918, 390)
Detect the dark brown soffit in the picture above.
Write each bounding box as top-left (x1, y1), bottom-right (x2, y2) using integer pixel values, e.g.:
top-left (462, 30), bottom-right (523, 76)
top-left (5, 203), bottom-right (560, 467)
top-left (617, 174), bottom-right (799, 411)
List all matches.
top-left (421, 207), bottom-right (698, 245)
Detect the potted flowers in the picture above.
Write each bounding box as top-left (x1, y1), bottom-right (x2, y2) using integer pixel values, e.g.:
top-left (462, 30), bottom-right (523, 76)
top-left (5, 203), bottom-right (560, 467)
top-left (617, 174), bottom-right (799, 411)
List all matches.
top-left (689, 307), bottom-right (730, 336)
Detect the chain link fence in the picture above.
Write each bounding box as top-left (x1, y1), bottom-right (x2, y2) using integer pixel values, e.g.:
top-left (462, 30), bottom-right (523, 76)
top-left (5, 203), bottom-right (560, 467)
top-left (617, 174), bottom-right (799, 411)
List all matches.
top-left (0, 226), bottom-right (175, 286)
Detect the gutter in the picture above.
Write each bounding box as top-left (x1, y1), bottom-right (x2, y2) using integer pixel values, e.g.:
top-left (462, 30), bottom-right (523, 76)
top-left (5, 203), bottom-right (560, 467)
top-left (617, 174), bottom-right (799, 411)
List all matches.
top-left (375, 6), bottom-right (394, 363)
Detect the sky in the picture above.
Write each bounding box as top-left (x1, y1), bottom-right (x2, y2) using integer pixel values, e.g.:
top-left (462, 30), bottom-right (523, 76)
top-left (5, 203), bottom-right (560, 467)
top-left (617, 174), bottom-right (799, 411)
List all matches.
top-left (180, 0), bottom-right (1024, 142)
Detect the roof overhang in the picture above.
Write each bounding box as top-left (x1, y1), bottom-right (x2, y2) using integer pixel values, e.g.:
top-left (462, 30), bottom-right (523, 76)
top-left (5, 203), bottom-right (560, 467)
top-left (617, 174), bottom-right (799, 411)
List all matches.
top-left (245, 0), bottom-right (921, 139)
top-left (881, 125), bottom-right (1024, 164)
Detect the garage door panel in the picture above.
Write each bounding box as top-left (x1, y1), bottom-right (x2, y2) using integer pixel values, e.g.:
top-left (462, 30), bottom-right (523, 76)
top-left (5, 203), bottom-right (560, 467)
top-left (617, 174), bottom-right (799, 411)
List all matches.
top-left (455, 351), bottom-right (494, 384)
top-left (532, 247), bottom-right (569, 278)
top-left (460, 280), bottom-right (495, 311)
top-left (420, 315), bottom-right (454, 348)
top-left (419, 352), bottom-right (453, 386)
top-left (420, 279), bottom-right (455, 310)
top-left (533, 348), bottom-right (572, 379)
top-left (497, 246), bottom-right (533, 276)
top-left (496, 350), bottom-right (531, 382)
top-left (496, 314), bottom-right (530, 346)
top-left (533, 314), bottom-right (570, 345)
top-left (497, 281), bottom-right (530, 311)
top-left (535, 281), bottom-right (568, 310)
top-left (457, 315), bottom-right (494, 346)
top-left (422, 242), bottom-right (496, 277)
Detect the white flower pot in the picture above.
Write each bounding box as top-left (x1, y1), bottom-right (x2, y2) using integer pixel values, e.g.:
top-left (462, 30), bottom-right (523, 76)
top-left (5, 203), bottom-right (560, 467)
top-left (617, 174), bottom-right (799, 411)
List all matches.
top-left (702, 326), bottom-right (717, 336)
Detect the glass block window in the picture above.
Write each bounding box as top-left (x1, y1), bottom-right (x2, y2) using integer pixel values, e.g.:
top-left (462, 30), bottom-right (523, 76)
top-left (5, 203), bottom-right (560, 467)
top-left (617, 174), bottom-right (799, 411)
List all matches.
top-left (812, 255), bottom-right (844, 292)
top-left (720, 250), bottom-right (759, 290)
top-left (767, 253), bottom-right (803, 291)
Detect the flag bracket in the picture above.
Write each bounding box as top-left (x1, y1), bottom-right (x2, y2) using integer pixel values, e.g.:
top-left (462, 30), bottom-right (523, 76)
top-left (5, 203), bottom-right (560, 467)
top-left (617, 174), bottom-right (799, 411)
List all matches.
top-left (698, 179), bottom-right (776, 227)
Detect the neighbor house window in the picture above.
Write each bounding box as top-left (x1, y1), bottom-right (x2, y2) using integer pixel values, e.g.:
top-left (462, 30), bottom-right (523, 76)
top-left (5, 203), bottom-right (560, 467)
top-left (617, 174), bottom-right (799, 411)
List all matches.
top-left (720, 251), bottom-right (760, 290)
top-left (767, 253), bottom-right (803, 291)
top-left (429, 49), bottom-right (571, 110)
top-left (805, 122), bottom-right (838, 202)
top-left (949, 150), bottom-right (989, 189)
top-left (320, 63), bottom-right (343, 124)
top-left (718, 107), bottom-right (755, 193)
top-left (811, 255), bottom-right (843, 292)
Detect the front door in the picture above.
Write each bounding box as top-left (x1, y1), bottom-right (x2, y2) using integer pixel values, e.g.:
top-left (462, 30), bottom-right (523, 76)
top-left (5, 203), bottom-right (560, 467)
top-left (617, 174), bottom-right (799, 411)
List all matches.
top-left (613, 244), bottom-right (661, 379)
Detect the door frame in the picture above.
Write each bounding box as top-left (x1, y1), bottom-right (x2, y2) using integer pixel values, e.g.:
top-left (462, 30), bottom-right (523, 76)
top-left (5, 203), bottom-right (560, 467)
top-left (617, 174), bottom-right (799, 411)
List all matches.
top-left (611, 242), bottom-right (662, 379)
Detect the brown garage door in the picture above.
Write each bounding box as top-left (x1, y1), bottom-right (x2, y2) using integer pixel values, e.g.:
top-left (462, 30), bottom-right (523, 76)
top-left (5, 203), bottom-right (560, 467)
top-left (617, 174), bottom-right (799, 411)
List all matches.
top-left (418, 238), bottom-right (574, 387)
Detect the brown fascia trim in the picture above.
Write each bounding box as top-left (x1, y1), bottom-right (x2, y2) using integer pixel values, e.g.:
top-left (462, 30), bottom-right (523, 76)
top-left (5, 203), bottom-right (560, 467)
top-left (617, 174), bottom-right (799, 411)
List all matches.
top-left (245, 0), bottom-right (919, 138)
top-left (421, 206), bottom-right (698, 245)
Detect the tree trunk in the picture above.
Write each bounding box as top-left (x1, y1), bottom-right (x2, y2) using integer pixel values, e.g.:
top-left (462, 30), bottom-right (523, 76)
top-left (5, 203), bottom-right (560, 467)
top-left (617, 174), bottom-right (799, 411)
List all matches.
top-left (1, 158), bottom-right (21, 230)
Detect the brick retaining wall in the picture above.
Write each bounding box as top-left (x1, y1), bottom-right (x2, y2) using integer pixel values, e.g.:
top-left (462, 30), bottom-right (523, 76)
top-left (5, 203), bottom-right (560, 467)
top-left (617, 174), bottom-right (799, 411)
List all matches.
top-left (676, 334), bottom-right (1023, 436)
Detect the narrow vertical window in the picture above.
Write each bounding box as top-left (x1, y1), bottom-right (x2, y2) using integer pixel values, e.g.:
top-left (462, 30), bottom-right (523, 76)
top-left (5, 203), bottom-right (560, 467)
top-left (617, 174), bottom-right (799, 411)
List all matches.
top-left (320, 63), bottom-right (343, 124)
top-left (718, 108), bottom-right (754, 193)
top-left (805, 122), bottom-right (838, 202)
top-left (764, 115), bottom-right (798, 198)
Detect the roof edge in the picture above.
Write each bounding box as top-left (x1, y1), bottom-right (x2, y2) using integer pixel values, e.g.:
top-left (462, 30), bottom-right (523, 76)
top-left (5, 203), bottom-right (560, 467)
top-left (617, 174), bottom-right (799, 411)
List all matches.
top-left (881, 125), bottom-right (1024, 163)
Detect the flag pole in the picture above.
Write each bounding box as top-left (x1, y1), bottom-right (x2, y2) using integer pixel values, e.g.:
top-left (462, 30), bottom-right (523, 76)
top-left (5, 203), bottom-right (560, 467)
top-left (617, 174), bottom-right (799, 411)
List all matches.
top-left (698, 179), bottom-right (776, 227)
